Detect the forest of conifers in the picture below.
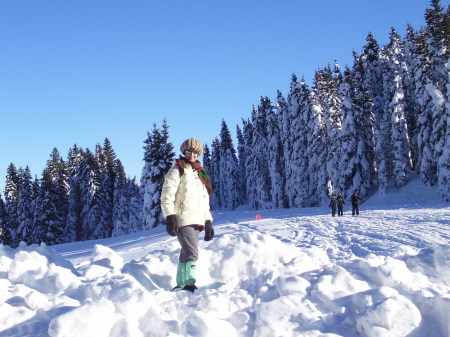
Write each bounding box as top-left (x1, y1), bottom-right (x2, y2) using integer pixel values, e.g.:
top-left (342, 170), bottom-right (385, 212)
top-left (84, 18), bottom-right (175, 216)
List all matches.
top-left (1, 1), bottom-right (448, 247)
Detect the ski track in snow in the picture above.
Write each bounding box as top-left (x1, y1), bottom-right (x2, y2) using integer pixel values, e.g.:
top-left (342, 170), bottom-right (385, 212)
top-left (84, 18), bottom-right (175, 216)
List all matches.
top-left (228, 207), bottom-right (450, 264)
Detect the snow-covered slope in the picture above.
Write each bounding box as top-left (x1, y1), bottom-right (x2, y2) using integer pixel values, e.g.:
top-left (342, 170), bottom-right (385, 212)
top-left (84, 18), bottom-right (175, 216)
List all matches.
top-left (1, 177), bottom-right (449, 337)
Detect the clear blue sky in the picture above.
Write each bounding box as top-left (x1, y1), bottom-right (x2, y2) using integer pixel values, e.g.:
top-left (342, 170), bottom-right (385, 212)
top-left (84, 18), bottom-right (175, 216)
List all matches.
top-left (0, 0), bottom-right (446, 194)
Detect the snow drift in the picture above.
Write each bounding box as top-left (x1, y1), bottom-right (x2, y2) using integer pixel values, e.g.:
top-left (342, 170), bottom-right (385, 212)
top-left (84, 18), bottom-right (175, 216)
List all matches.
top-left (0, 179), bottom-right (449, 337)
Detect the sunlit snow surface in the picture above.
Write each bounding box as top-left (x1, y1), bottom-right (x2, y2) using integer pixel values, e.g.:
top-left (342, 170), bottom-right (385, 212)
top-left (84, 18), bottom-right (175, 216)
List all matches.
top-left (1, 178), bottom-right (449, 337)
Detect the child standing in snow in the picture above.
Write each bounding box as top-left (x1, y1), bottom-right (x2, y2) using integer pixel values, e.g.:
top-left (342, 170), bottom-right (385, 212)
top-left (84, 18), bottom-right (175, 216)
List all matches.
top-left (160, 138), bottom-right (214, 292)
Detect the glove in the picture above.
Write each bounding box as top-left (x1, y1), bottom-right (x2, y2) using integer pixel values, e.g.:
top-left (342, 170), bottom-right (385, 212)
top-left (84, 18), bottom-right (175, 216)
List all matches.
top-left (204, 220), bottom-right (214, 241)
top-left (166, 214), bottom-right (178, 236)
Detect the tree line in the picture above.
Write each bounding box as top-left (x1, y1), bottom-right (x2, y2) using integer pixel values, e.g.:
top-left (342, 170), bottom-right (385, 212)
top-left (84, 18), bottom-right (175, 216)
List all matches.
top-left (1, 0), bottom-right (449, 246)
top-left (204, 0), bottom-right (449, 210)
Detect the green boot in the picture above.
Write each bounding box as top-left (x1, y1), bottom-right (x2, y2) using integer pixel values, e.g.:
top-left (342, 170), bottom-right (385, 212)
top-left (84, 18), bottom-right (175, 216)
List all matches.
top-left (184, 260), bottom-right (197, 286)
top-left (176, 262), bottom-right (186, 288)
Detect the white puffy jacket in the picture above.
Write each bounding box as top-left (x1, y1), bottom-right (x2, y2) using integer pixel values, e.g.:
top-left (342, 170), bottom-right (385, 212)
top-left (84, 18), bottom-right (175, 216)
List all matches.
top-left (160, 161), bottom-right (212, 228)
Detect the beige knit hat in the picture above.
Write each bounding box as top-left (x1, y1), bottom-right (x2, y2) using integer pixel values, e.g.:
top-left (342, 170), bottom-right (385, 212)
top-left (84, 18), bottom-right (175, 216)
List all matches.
top-left (180, 138), bottom-right (204, 156)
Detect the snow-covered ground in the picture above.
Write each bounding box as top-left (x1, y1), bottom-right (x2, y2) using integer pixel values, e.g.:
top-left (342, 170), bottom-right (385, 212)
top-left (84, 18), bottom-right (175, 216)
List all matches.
top-left (1, 177), bottom-right (449, 337)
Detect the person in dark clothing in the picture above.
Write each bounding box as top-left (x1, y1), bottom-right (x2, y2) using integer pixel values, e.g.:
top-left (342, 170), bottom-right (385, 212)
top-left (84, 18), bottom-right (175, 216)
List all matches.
top-left (349, 190), bottom-right (362, 216)
top-left (336, 192), bottom-right (345, 216)
top-left (329, 193), bottom-right (337, 216)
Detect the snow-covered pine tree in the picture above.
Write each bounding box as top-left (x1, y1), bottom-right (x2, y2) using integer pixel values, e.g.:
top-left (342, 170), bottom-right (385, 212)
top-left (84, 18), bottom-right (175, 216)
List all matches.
top-left (0, 194), bottom-right (11, 245)
top-left (403, 24), bottom-right (421, 170)
top-left (78, 148), bottom-right (102, 240)
top-left (280, 80), bottom-right (294, 206)
top-left (310, 70), bottom-right (330, 205)
top-left (425, 0), bottom-right (449, 94)
top-left (351, 52), bottom-right (377, 197)
top-left (235, 125), bottom-right (248, 205)
top-left (360, 32), bottom-right (393, 194)
top-left (242, 117), bottom-right (258, 209)
top-left (30, 176), bottom-right (39, 233)
top-left (412, 2), bottom-right (449, 189)
top-left (141, 121), bottom-right (174, 228)
top-left (252, 97), bottom-right (274, 209)
top-left (411, 28), bottom-right (436, 186)
top-left (16, 166), bottom-right (33, 244)
top-left (218, 120), bottom-right (242, 209)
top-left (33, 169), bottom-right (59, 245)
top-left (203, 144), bottom-right (211, 173)
top-left (209, 138), bottom-right (222, 209)
top-left (112, 159), bottom-right (128, 235)
top-left (4, 163), bottom-right (20, 247)
top-left (437, 67), bottom-right (450, 200)
top-left (322, 64), bottom-right (343, 196)
top-left (424, 1), bottom-right (449, 192)
top-left (336, 67), bottom-right (359, 196)
top-left (381, 28), bottom-right (412, 189)
top-left (337, 54), bottom-right (376, 200)
top-left (33, 148), bottom-right (69, 245)
top-left (202, 143), bottom-right (217, 203)
top-left (127, 177), bottom-right (143, 231)
top-left (287, 77), bottom-right (313, 207)
top-left (361, 32), bottom-right (384, 123)
top-left (267, 90), bottom-right (288, 208)
top-left (377, 81), bottom-right (394, 192)
top-left (331, 61), bottom-right (345, 194)
top-left (65, 145), bottom-right (85, 242)
top-left (97, 138), bottom-right (117, 237)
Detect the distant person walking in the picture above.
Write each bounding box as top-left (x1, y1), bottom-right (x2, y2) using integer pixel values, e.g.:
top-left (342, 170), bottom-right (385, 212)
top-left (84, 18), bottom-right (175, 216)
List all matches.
top-left (349, 190), bottom-right (362, 216)
top-left (329, 193), bottom-right (337, 217)
top-left (336, 192), bottom-right (345, 216)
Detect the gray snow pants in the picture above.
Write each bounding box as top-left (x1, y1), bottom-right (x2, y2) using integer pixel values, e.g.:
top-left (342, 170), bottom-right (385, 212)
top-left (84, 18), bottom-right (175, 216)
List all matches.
top-left (177, 225), bottom-right (200, 262)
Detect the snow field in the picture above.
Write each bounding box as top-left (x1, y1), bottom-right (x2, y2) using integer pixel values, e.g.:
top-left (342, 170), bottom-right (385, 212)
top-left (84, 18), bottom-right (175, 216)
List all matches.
top-left (1, 179), bottom-right (450, 336)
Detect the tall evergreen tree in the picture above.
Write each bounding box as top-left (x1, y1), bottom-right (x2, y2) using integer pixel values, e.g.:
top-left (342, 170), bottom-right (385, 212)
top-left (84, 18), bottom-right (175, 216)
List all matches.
top-left (218, 120), bottom-right (241, 210)
top-left (127, 177), bottom-right (143, 232)
top-left (352, 53), bottom-right (377, 196)
top-left (209, 138), bottom-right (222, 209)
top-left (203, 144), bottom-right (212, 173)
top-left (252, 97), bottom-right (274, 209)
top-left (338, 58), bottom-right (376, 199)
top-left (235, 125), bottom-right (248, 205)
top-left (321, 65), bottom-right (343, 196)
top-left (79, 148), bottom-right (102, 240)
top-left (112, 159), bottom-right (128, 236)
top-left (96, 138), bottom-right (117, 237)
top-left (425, 0), bottom-right (449, 93)
top-left (16, 166), bottom-right (34, 244)
top-left (437, 70), bottom-right (450, 200)
top-left (280, 79), bottom-right (294, 206)
top-left (403, 24), bottom-right (421, 170)
top-left (33, 148), bottom-right (69, 245)
top-left (425, 1), bottom-right (449, 192)
top-left (65, 145), bottom-right (85, 242)
top-left (337, 67), bottom-right (357, 196)
top-left (241, 117), bottom-right (256, 208)
top-left (309, 70), bottom-right (329, 205)
top-left (141, 120), bottom-right (174, 228)
top-left (287, 77), bottom-right (313, 207)
top-left (412, 28), bottom-right (437, 186)
top-left (381, 28), bottom-right (412, 188)
top-left (4, 163), bottom-right (20, 247)
top-left (269, 92), bottom-right (288, 208)
top-left (361, 32), bottom-right (384, 123)
top-left (0, 195), bottom-right (11, 245)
